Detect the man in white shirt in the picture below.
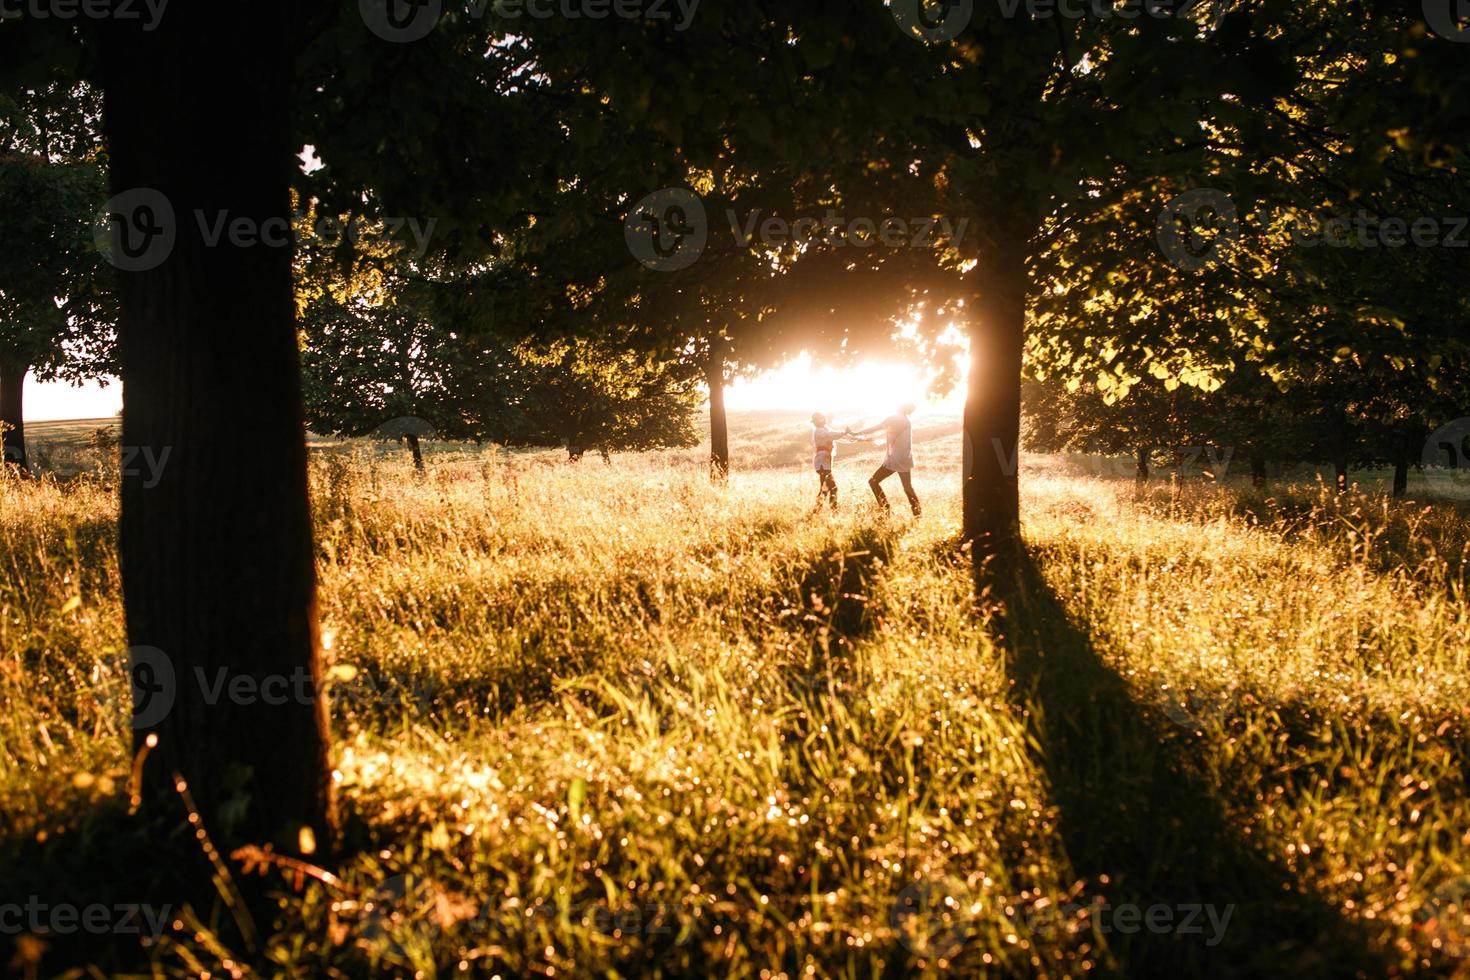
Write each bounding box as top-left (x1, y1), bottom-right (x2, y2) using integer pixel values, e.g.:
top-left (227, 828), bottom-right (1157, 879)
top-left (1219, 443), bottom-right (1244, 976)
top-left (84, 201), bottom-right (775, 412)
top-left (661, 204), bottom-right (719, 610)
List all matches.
top-left (810, 412), bottom-right (846, 511)
top-left (852, 403), bottom-right (920, 516)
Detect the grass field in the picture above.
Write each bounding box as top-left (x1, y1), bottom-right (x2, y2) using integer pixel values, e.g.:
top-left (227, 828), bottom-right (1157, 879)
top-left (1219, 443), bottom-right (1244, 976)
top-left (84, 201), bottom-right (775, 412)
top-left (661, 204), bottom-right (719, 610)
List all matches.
top-left (2, 411), bottom-right (1469, 977)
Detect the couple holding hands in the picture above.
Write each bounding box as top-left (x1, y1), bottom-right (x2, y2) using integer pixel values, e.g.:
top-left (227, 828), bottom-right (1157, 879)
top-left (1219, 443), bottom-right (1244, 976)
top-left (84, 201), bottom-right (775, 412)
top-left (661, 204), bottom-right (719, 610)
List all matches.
top-left (810, 404), bottom-right (920, 516)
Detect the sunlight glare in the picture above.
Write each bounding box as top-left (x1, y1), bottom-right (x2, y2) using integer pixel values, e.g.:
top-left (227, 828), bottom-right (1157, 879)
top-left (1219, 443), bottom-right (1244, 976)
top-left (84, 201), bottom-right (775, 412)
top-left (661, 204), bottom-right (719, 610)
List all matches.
top-left (725, 353), bottom-right (965, 416)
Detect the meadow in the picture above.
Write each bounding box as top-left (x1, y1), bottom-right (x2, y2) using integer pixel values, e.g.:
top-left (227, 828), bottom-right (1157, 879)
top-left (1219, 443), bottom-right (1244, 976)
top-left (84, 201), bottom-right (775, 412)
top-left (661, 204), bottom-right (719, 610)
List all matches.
top-left (2, 411), bottom-right (1469, 977)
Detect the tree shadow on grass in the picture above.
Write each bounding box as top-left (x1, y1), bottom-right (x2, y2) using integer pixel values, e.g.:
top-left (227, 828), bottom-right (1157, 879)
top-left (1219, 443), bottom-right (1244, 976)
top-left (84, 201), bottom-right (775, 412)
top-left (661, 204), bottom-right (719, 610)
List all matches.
top-left (0, 794), bottom-right (269, 976)
top-left (795, 522), bottom-right (898, 686)
top-left (984, 548), bottom-right (1386, 979)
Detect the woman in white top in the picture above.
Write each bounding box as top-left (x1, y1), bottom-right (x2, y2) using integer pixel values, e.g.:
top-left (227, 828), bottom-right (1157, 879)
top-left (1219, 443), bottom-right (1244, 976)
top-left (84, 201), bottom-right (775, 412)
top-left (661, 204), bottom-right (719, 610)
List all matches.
top-left (810, 412), bottom-right (849, 511)
top-left (851, 403), bottom-right (920, 516)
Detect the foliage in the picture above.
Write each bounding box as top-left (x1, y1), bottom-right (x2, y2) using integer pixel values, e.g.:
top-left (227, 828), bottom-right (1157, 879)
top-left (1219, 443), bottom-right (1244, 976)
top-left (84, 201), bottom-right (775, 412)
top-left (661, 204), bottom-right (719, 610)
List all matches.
top-left (511, 339), bottom-right (702, 457)
top-left (0, 80), bottom-right (112, 381)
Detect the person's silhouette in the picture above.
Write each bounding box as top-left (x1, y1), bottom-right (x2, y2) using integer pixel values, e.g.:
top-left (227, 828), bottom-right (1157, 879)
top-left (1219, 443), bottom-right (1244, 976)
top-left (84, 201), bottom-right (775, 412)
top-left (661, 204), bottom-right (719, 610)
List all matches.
top-left (852, 403), bottom-right (920, 516)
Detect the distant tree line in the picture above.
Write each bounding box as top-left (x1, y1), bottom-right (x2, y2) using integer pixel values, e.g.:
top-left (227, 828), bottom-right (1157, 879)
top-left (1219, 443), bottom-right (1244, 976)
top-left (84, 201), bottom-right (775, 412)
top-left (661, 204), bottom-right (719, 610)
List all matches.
top-left (1024, 350), bottom-right (1470, 496)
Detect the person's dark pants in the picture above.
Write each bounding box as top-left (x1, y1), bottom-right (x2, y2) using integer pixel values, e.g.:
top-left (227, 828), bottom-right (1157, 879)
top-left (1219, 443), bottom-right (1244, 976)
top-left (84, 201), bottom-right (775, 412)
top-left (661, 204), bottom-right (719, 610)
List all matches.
top-left (869, 466), bottom-right (920, 515)
top-left (816, 469), bottom-right (838, 510)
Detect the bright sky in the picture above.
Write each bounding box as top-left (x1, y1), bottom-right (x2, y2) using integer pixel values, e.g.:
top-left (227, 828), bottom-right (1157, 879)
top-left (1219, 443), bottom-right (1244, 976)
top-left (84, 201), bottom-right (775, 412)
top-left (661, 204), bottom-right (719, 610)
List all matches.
top-left (24, 355), bottom-right (964, 421)
top-left (26, 375), bottom-right (122, 421)
top-left (725, 353), bottom-right (964, 415)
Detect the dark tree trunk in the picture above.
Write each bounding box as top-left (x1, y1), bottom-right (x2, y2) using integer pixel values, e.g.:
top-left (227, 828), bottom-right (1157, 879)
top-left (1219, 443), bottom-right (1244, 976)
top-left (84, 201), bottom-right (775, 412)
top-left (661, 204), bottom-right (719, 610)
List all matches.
top-left (1334, 454), bottom-right (1349, 494)
top-left (706, 344), bottom-right (729, 482)
top-left (406, 432), bottom-right (424, 472)
top-left (1135, 446), bottom-right (1150, 485)
top-left (0, 358), bottom-right (28, 473)
top-left (963, 247), bottom-right (1026, 556)
top-left (1392, 454), bottom-right (1409, 499)
top-left (1250, 451), bottom-right (1267, 490)
top-left (101, 6), bottom-right (333, 850)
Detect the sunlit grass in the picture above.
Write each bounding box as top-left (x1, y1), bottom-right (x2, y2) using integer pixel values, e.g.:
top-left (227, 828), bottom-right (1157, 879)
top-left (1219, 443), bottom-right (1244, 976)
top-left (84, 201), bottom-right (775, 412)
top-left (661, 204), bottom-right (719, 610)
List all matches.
top-left (2, 426), bottom-right (1468, 976)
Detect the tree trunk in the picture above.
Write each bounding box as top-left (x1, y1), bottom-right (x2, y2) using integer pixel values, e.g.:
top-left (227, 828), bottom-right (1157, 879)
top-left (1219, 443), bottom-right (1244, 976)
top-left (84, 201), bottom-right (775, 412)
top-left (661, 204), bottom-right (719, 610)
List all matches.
top-left (1392, 453), bottom-right (1409, 499)
top-left (101, 6), bottom-right (333, 850)
top-left (0, 358), bottom-right (27, 474)
top-left (706, 344), bottom-right (729, 482)
top-left (1334, 455), bottom-right (1348, 494)
top-left (962, 247), bottom-right (1026, 556)
top-left (1249, 451), bottom-right (1267, 490)
top-left (406, 432), bottom-right (424, 472)
top-left (1135, 445), bottom-right (1150, 485)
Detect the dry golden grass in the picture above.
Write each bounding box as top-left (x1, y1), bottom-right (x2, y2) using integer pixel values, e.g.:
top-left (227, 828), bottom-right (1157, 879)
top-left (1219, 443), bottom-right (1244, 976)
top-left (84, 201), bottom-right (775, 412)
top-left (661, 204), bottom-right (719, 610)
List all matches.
top-left (2, 416), bottom-right (1468, 977)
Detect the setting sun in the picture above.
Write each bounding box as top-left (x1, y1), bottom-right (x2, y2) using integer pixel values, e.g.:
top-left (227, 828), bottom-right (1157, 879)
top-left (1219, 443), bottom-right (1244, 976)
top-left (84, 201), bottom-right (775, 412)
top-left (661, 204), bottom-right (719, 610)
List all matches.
top-left (726, 352), bottom-right (966, 417)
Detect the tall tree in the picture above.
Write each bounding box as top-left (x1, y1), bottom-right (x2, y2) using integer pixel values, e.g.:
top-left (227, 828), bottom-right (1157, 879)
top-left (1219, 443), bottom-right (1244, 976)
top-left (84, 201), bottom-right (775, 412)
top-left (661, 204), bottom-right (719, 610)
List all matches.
top-left (97, 4), bottom-right (333, 848)
top-left (0, 81), bottom-right (113, 472)
top-left (514, 339), bottom-right (703, 459)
